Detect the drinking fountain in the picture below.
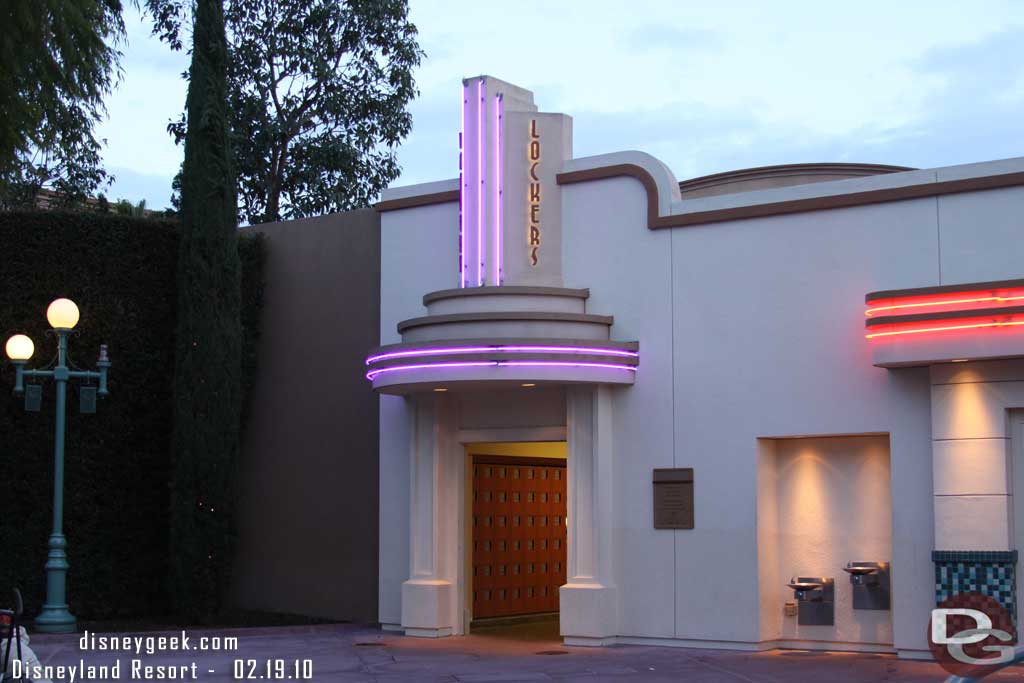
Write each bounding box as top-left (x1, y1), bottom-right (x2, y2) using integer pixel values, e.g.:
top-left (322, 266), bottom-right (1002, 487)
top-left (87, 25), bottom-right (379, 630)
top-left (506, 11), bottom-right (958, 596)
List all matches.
top-left (786, 579), bottom-right (822, 601)
top-left (842, 561), bottom-right (890, 610)
top-left (786, 577), bottom-right (834, 625)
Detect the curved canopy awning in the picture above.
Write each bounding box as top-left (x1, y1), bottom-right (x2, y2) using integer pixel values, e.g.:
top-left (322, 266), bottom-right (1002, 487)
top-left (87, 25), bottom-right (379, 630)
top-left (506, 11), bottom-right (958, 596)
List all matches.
top-left (367, 287), bottom-right (639, 394)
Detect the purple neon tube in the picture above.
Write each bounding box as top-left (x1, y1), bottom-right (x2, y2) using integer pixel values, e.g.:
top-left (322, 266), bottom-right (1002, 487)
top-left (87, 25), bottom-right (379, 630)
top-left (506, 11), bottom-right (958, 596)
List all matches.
top-left (500, 361), bottom-right (637, 371)
top-left (366, 360), bottom-right (638, 381)
top-left (459, 82), bottom-right (467, 288)
top-left (477, 78), bottom-right (485, 286)
top-left (366, 345), bottom-right (639, 365)
top-left (494, 93), bottom-right (503, 285)
top-left (366, 361), bottom-right (495, 380)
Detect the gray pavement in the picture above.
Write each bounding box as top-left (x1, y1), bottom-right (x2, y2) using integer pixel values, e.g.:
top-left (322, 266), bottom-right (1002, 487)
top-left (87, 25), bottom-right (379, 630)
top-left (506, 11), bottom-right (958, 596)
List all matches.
top-left (23, 622), bottom-right (1020, 682)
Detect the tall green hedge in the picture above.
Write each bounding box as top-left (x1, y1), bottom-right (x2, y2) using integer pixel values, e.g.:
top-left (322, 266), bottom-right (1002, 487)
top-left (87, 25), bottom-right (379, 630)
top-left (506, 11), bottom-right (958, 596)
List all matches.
top-left (0, 210), bottom-right (264, 620)
top-left (170, 0), bottom-right (241, 622)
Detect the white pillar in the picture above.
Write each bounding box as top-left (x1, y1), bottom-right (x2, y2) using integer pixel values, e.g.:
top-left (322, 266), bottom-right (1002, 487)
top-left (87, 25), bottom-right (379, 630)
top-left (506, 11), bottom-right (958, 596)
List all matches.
top-left (402, 393), bottom-right (460, 637)
top-left (561, 385), bottom-right (618, 645)
top-left (928, 361), bottom-right (1024, 622)
top-left (930, 363), bottom-right (1014, 551)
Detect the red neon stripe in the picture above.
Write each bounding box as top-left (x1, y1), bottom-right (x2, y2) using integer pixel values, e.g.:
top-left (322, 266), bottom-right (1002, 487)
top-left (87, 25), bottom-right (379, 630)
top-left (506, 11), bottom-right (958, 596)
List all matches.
top-left (865, 317), bottom-right (1024, 339)
top-left (866, 292), bottom-right (1024, 317)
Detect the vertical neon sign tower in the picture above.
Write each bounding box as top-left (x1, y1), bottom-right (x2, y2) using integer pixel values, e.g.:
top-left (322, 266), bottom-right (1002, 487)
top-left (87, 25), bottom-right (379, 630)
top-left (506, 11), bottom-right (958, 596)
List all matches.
top-left (461, 77), bottom-right (500, 287)
top-left (459, 76), bottom-right (570, 289)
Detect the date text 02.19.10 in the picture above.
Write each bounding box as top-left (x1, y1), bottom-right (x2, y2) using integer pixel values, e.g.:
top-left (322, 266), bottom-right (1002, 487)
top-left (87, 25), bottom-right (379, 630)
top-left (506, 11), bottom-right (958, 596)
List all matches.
top-left (233, 659), bottom-right (313, 680)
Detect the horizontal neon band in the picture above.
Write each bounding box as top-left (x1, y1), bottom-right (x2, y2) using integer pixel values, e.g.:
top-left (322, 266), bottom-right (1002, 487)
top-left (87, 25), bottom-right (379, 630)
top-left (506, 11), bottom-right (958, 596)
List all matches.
top-left (866, 293), bottom-right (1024, 317)
top-left (366, 360), bottom-right (638, 381)
top-left (366, 345), bottom-right (639, 365)
top-left (865, 319), bottom-right (1024, 339)
top-left (497, 361), bottom-right (637, 371)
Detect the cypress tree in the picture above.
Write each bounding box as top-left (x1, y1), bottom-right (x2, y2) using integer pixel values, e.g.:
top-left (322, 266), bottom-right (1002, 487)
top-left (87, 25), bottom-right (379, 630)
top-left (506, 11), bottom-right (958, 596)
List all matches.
top-left (169, 0), bottom-right (241, 620)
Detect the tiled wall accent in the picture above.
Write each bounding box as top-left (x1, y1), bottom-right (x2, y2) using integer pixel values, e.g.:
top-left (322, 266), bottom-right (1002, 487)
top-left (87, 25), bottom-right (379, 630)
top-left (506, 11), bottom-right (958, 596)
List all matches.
top-left (933, 550), bottom-right (1018, 623)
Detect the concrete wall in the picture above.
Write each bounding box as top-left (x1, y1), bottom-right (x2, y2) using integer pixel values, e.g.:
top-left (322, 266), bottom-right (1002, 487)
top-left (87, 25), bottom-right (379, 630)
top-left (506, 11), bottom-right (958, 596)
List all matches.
top-left (1014, 411), bottom-right (1024, 617)
top-left (932, 359), bottom-right (1024, 551)
top-left (378, 201), bottom-right (459, 628)
top-left (561, 171), bottom-right (995, 653)
top-left (232, 210), bottom-right (381, 622)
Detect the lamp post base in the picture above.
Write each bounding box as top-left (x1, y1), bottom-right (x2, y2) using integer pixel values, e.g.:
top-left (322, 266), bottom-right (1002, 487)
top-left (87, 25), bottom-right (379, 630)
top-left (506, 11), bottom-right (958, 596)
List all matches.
top-left (35, 606), bottom-right (77, 633)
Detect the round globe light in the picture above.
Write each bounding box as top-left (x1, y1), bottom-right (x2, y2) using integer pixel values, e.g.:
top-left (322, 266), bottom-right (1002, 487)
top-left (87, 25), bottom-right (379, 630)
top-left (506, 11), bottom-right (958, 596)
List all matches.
top-left (46, 298), bottom-right (80, 330)
top-left (5, 334), bottom-right (34, 361)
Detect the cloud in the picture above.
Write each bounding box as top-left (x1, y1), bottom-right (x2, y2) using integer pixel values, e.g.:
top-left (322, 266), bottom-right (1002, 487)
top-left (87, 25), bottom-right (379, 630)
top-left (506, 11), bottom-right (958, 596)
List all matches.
top-left (823, 28), bottom-right (1024, 169)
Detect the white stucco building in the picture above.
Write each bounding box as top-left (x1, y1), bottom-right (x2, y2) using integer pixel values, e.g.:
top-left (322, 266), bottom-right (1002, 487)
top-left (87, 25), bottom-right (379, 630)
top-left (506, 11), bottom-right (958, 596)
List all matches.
top-left (368, 76), bottom-right (1024, 658)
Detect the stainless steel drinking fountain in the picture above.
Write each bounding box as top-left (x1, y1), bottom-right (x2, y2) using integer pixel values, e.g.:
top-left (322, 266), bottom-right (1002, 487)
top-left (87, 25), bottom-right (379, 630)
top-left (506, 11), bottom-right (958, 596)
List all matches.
top-left (786, 577), bottom-right (834, 625)
top-left (842, 561), bottom-right (890, 610)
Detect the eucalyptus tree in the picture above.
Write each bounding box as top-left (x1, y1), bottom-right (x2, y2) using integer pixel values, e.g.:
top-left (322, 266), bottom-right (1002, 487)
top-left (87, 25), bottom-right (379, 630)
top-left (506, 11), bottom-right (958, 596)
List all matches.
top-left (146, 0), bottom-right (423, 224)
top-left (0, 0), bottom-right (125, 208)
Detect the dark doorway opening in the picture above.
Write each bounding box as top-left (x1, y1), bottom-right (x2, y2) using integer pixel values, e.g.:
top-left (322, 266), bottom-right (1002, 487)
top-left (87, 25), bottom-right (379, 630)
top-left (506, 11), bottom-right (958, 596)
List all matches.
top-left (470, 455), bottom-right (567, 629)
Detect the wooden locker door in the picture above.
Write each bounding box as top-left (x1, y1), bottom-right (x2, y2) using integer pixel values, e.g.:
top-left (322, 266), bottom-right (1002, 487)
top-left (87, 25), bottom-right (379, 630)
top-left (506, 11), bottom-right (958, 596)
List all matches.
top-left (472, 457), bottom-right (567, 619)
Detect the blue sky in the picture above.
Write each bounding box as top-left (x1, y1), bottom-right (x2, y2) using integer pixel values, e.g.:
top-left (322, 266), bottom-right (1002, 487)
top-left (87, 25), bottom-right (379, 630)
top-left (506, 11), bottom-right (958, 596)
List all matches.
top-left (97, 0), bottom-right (1024, 210)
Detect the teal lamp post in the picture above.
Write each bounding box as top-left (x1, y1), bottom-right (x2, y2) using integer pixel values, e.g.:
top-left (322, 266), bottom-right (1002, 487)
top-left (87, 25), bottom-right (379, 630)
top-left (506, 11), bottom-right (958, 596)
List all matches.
top-left (4, 298), bottom-right (111, 633)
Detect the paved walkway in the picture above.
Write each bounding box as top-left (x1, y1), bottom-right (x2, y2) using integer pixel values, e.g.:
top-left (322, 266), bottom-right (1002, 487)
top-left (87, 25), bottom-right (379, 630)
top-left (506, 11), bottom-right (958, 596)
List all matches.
top-left (25, 622), bottom-right (1012, 682)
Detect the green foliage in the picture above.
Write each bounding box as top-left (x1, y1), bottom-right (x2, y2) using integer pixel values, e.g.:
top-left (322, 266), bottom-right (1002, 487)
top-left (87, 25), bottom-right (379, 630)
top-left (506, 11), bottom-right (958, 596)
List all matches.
top-left (113, 198), bottom-right (148, 217)
top-left (238, 232), bottom-right (265, 430)
top-left (145, 0), bottom-right (423, 224)
top-left (170, 0), bottom-right (242, 622)
top-left (0, 211), bottom-right (264, 621)
top-left (0, 0), bottom-right (126, 208)
top-left (0, 211), bottom-right (177, 620)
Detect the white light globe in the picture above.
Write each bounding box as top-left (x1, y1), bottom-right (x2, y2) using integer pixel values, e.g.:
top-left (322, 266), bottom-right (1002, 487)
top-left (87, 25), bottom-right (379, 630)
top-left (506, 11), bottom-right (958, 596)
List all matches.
top-left (5, 334), bottom-right (34, 361)
top-left (46, 298), bottom-right (80, 329)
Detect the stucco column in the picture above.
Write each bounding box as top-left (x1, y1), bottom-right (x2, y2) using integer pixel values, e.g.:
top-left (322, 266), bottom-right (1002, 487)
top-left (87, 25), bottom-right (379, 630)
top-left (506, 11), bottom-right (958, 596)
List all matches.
top-left (402, 393), bottom-right (459, 637)
top-left (561, 385), bottom-right (617, 645)
top-left (930, 361), bottom-right (1021, 617)
top-left (931, 364), bottom-right (1014, 551)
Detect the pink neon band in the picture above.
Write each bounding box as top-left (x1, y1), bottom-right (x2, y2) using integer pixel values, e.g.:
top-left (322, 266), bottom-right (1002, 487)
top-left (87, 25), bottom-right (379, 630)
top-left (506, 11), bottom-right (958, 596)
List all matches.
top-left (366, 360), bottom-right (638, 381)
top-left (459, 83), bottom-right (467, 288)
top-left (366, 345), bottom-right (639, 365)
top-left (477, 78), bottom-right (484, 286)
top-left (494, 93), bottom-right (503, 285)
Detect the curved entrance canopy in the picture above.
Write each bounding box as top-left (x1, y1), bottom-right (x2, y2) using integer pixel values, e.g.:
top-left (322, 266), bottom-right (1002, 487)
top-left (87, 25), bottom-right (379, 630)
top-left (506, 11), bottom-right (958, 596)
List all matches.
top-left (366, 286), bottom-right (639, 394)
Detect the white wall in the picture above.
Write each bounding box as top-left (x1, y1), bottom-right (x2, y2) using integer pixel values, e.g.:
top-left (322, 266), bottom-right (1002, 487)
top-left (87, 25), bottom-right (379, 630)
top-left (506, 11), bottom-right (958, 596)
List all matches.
top-left (932, 359), bottom-right (1024, 551)
top-left (671, 198), bottom-right (939, 649)
top-left (758, 435), bottom-right (893, 646)
top-left (560, 175), bottom-right (942, 649)
top-left (938, 181), bottom-right (1024, 284)
top-left (378, 202), bottom-right (459, 627)
top-left (379, 159), bottom-right (1024, 651)
top-left (1013, 411), bottom-right (1024, 619)
top-left (562, 176), bottom-right (677, 639)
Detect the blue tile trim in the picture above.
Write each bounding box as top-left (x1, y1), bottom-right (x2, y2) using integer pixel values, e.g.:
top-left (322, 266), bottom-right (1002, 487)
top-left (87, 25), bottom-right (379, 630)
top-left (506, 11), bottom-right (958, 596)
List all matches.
top-left (933, 550), bottom-right (1018, 623)
top-left (933, 551), bottom-right (1018, 563)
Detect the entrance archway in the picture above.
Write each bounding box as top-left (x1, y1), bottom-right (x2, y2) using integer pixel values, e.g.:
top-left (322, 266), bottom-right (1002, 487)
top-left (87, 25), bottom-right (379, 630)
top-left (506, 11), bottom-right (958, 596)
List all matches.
top-left (400, 386), bottom-right (619, 645)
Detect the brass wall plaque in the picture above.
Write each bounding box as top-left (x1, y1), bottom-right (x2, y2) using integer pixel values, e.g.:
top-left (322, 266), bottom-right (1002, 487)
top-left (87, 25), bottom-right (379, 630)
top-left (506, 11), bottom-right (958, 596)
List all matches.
top-left (653, 468), bottom-right (694, 529)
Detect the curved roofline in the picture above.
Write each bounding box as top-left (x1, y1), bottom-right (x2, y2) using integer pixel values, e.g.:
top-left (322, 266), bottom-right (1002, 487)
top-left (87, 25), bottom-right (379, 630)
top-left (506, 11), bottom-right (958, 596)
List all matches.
top-left (556, 158), bottom-right (1024, 229)
top-left (678, 162), bottom-right (917, 194)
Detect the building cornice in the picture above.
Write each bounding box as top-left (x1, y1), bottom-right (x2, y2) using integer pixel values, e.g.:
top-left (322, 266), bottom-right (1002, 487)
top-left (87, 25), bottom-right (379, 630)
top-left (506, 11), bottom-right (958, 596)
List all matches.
top-left (677, 162), bottom-right (915, 196)
top-left (374, 189), bottom-right (460, 212)
top-left (373, 155), bottom-right (1024, 227)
